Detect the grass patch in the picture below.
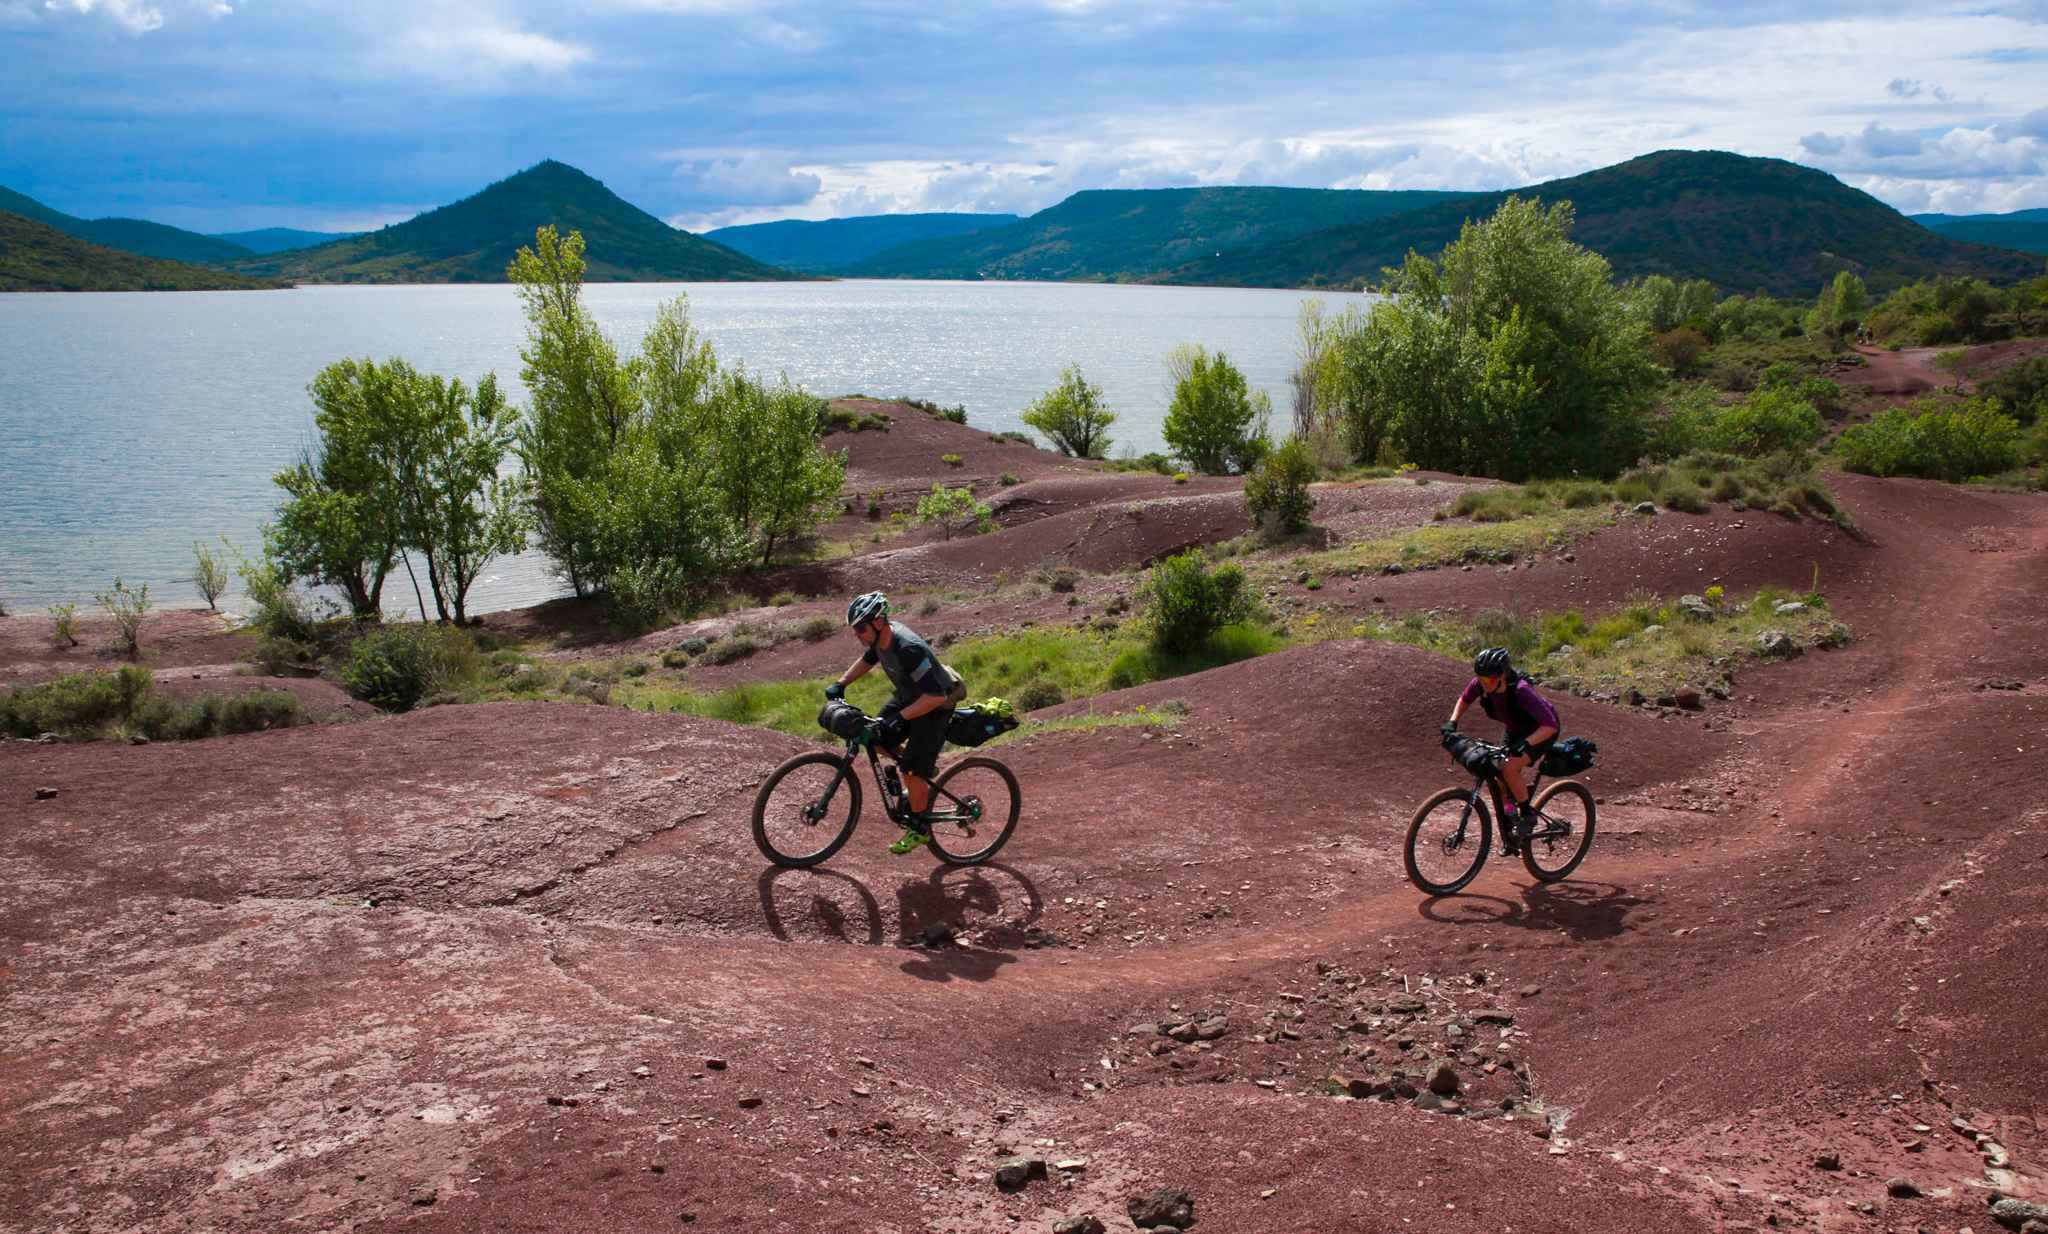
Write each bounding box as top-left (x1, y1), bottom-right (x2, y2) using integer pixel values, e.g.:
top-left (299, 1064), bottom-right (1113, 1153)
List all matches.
top-left (1, 666), bottom-right (307, 741)
top-left (984, 698), bottom-right (1189, 747)
top-left (1340, 586), bottom-right (1849, 705)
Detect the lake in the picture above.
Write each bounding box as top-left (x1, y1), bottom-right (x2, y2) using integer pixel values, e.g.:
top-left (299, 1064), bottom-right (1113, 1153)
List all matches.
top-left (0, 279), bottom-right (1365, 618)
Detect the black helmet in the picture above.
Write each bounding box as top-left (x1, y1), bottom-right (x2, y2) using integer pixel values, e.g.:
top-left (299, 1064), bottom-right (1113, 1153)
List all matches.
top-left (847, 591), bottom-right (889, 627)
top-left (1473, 647), bottom-right (1513, 677)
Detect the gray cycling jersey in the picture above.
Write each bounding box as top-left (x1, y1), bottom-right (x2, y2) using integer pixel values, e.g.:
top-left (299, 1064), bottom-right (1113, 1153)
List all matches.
top-left (863, 620), bottom-right (950, 706)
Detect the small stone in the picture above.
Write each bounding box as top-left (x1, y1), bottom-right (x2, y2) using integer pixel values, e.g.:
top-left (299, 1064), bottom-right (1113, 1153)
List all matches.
top-left (1519, 985), bottom-right (1541, 998)
top-left (1773, 600), bottom-right (1808, 615)
top-left (1054, 1158), bottom-right (1089, 1172)
top-left (1195, 1016), bottom-right (1229, 1041)
top-left (1886, 1177), bottom-right (1921, 1198)
top-left (409, 1184), bottom-right (437, 1207)
top-left (1127, 1187), bottom-right (1196, 1230)
top-left (1472, 1010), bottom-right (1515, 1026)
top-left (1991, 1197), bottom-right (2048, 1229)
top-left (1633, 501), bottom-right (1658, 515)
top-left (1052, 1218), bottom-right (1106, 1234)
top-left (921, 921), bottom-right (955, 948)
top-left (1427, 1061), bottom-right (1459, 1096)
top-left (1674, 686), bottom-right (1704, 711)
top-left (33, 786), bottom-right (59, 800)
top-left (736, 1096), bottom-right (763, 1109)
top-left (704, 1057), bottom-right (727, 1070)
top-left (1756, 629), bottom-right (1800, 659)
top-left (1167, 1022), bottom-right (1201, 1043)
top-left (992, 1156), bottom-right (1047, 1192)
top-left (1814, 1151), bottom-right (1841, 1171)
top-left (633, 1065), bottom-right (651, 1078)
top-left (1414, 1090), bottom-right (1447, 1111)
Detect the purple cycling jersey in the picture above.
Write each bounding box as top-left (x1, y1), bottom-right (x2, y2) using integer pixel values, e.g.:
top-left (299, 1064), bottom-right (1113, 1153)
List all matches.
top-left (1460, 675), bottom-right (1560, 741)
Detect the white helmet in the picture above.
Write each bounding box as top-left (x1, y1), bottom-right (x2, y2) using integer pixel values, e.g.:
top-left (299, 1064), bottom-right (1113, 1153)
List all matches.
top-left (846, 591), bottom-right (889, 627)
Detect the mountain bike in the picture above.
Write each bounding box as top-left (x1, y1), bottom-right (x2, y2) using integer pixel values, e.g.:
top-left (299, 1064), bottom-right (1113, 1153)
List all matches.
top-left (751, 711), bottom-right (1021, 868)
top-left (1403, 735), bottom-right (1596, 896)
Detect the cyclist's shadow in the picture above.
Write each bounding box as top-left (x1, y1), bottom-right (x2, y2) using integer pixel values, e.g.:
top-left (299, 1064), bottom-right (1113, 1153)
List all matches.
top-left (1415, 879), bottom-right (1645, 941)
top-left (753, 862), bottom-right (1045, 984)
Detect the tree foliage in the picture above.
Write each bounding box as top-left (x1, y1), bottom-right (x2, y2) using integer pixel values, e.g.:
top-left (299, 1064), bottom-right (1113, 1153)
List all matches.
top-left (1163, 345), bottom-right (1271, 475)
top-left (1320, 196), bottom-right (1659, 480)
top-left (1242, 436), bottom-right (1318, 535)
top-left (914, 484), bottom-right (991, 540)
top-left (1021, 364), bottom-right (1117, 459)
top-left (1838, 397), bottom-right (2024, 481)
top-left (1145, 551), bottom-right (1256, 655)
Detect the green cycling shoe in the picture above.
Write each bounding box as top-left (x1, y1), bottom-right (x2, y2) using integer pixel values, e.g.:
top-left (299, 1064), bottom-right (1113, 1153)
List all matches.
top-left (887, 823), bottom-right (932, 855)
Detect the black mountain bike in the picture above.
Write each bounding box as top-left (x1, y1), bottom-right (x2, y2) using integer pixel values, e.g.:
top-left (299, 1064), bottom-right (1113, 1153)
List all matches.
top-left (752, 714), bottom-right (1021, 868)
top-left (1403, 736), bottom-right (1596, 896)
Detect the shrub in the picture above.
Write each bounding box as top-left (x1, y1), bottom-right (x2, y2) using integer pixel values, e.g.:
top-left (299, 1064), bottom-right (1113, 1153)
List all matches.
top-left (192, 540), bottom-right (230, 611)
top-left (49, 602), bottom-right (80, 648)
top-left (1838, 398), bottom-right (2022, 482)
top-left (798, 615), bottom-right (838, 641)
top-left (999, 472), bottom-right (1022, 486)
top-left (1982, 356), bottom-right (2048, 424)
top-left (132, 690), bottom-right (304, 741)
top-left (1, 666), bottom-right (152, 737)
top-left (1243, 436), bottom-right (1317, 535)
top-left (338, 624), bottom-right (481, 712)
top-left (991, 430), bottom-right (1033, 446)
top-left (1651, 327), bottom-right (1710, 376)
top-left (941, 453), bottom-right (964, 468)
top-left (1104, 452), bottom-right (1176, 476)
top-left (1145, 551), bottom-right (1257, 655)
top-left (1173, 471), bottom-right (1190, 484)
top-left (1014, 679), bottom-right (1065, 710)
top-left (1021, 364), bottom-right (1117, 459)
top-left (904, 397), bottom-right (968, 424)
top-left (1038, 566), bottom-right (1082, 593)
top-left (699, 630), bottom-right (760, 665)
top-left (661, 648), bottom-right (691, 669)
top-left (254, 635), bottom-right (317, 675)
top-left (236, 552), bottom-right (317, 643)
top-left (914, 483), bottom-right (992, 540)
top-left (95, 578), bottom-right (150, 658)
top-left (1163, 345), bottom-right (1271, 475)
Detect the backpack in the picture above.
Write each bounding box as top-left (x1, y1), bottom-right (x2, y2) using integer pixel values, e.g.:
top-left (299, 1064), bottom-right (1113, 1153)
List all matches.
top-left (940, 664), bottom-right (969, 707)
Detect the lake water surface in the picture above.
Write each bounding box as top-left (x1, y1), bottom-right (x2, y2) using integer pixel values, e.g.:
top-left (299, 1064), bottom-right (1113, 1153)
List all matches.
top-left (1, 279), bottom-right (1362, 617)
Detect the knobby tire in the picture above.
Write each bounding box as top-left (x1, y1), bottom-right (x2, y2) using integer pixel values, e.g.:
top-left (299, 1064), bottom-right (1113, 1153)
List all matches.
top-left (1521, 779), bottom-right (1596, 882)
top-left (752, 751), bottom-right (863, 868)
top-left (1405, 787), bottom-right (1492, 897)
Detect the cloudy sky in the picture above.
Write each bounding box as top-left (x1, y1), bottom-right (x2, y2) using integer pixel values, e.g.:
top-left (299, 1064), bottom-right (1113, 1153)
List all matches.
top-left (1, 0), bottom-right (2044, 234)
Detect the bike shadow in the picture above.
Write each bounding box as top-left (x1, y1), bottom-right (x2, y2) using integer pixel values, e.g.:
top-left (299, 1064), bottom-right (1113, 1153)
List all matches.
top-left (1415, 878), bottom-right (1646, 941)
top-left (753, 862), bottom-right (1046, 985)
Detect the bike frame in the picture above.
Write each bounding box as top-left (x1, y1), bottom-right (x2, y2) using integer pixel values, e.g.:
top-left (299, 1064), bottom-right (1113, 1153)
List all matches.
top-left (1449, 741), bottom-right (1555, 847)
top-left (814, 731), bottom-right (986, 828)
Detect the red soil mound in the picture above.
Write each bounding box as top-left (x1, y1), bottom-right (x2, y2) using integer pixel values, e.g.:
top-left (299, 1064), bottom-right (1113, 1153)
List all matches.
top-left (0, 607), bottom-right (255, 687)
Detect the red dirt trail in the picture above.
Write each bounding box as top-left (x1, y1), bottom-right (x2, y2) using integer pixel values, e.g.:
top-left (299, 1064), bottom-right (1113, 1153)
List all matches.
top-left (4, 473), bottom-right (2046, 1234)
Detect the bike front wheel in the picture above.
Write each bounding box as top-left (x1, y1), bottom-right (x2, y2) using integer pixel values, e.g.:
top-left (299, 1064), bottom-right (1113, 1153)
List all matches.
top-left (925, 757), bottom-right (1021, 865)
top-left (753, 752), bottom-right (863, 868)
top-left (1521, 780), bottom-right (1595, 882)
top-left (1404, 787), bottom-right (1492, 896)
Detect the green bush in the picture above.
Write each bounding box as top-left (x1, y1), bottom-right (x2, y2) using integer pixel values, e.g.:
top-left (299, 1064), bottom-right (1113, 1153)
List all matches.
top-left (96, 578), bottom-right (150, 658)
top-left (798, 615), bottom-right (838, 642)
top-left (1104, 452), bottom-right (1176, 476)
top-left (1650, 327), bottom-right (1709, 376)
top-left (192, 539), bottom-right (230, 611)
top-left (999, 472), bottom-right (1022, 486)
top-left (915, 483), bottom-right (992, 539)
top-left (1838, 398), bottom-right (2023, 482)
top-left (941, 453), bottom-right (964, 468)
top-left (236, 552), bottom-right (317, 643)
top-left (1, 666), bottom-right (153, 737)
top-left (1108, 621), bottom-right (1282, 688)
top-left (133, 690), bottom-right (304, 741)
top-left (1144, 551), bottom-right (1257, 655)
top-left (1014, 679), bottom-right (1066, 710)
top-left (1243, 436), bottom-right (1317, 534)
top-left (700, 630), bottom-right (760, 665)
top-left (338, 624), bottom-right (482, 712)
top-left (49, 601), bottom-right (80, 648)
top-left (1982, 357), bottom-right (2048, 425)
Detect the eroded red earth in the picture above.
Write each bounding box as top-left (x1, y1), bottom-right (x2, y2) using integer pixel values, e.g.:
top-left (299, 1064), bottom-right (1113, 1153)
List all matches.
top-left (4, 407), bottom-right (2046, 1234)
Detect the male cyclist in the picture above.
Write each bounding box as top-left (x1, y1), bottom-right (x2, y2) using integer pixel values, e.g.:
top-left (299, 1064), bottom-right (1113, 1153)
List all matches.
top-left (1443, 647), bottom-right (1560, 851)
top-left (826, 591), bottom-right (957, 854)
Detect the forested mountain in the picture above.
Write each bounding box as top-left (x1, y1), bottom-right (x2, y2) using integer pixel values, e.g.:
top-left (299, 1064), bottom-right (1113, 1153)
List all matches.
top-left (845, 187), bottom-right (1479, 281)
top-left (229, 161), bottom-right (797, 283)
top-left (0, 210), bottom-right (282, 291)
top-left (706, 212), bottom-right (1019, 272)
top-left (1912, 208), bottom-right (2048, 256)
top-left (211, 227), bottom-right (362, 255)
top-left (0, 185), bottom-right (255, 265)
top-left (1164, 151), bottom-right (2044, 295)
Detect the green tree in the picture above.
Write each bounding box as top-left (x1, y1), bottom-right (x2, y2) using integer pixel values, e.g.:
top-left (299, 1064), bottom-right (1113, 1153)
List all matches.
top-left (510, 226), bottom-right (641, 597)
top-left (1145, 551), bottom-right (1255, 655)
top-left (1021, 364), bottom-right (1117, 459)
top-left (269, 357), bottom-right (411, 617)
top-left (1336, 196), bottom-right (1658, 480)
top-left (914, 483), bottom-right (991, 540)
top-left (191, 539), bottom-right (229, 611)
top-left (1806, 271), bottom-right (1868, 340)
top-left (1163, 345), bottom-right (1271, 475)
top-left (407, 372), bottom-right (528, 625)
top-left (697, 370), bottom-right (848, 563)
top-left (1932, 348), bottom-right (1970, 394)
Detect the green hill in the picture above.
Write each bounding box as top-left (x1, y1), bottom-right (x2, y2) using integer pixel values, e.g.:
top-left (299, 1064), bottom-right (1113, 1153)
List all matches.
top-left (706, 212), bottom-right (1019, 272)
top-left (1164, 151), bottom-right (2043, 295)
top-left (231, 161), bottom-right (797, 284)
top-left (0, 210), bottom-right (284, 291)
top-left (1912, 209), bottom-right (2048, 256)
top-left (845, 187), bottom-right (1480, 281)
top-left (211, 227), bottom-right (362, 255)
top-left (0, 185), bottom-right (255, 266)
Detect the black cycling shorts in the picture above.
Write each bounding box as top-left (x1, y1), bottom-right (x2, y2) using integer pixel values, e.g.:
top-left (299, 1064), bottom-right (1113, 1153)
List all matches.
top-left (897, 706), bottom-right (952, 779)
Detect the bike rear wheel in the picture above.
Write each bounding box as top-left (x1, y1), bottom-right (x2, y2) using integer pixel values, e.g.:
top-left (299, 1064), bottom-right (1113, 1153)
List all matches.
top-left (925, 757), bottom-right (1020, 865)
top-left (753, 752), bottom-right (862, 868)
top-left (1521, 780), bottom-right (1595, 882)
top-left (1404, 787), bottom-right (1492, 896)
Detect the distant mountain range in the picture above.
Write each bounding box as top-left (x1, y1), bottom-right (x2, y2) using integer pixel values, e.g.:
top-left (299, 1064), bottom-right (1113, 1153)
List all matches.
top-left (5, 152), bottom-right (2041, 295)
top-left (706, 213), bottom-right (1018, 272)
top-left (844, 187), bottom-right (1477, 282)
top-left (227, 161), bottom-right (794, 283)
top-left (210, 227), bottom-right (361, 255)
top-left (0, 210), bottom-right (281, 291)
top-left (0, 185), bottom-right (255, 265)
top-left (1911, 209), bottom-right (2048, 256)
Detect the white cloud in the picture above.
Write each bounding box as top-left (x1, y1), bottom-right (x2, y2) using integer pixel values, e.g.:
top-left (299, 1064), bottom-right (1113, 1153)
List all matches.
top-left (41, 0), bottom-right (163, 33)
top-left (402, 19), bottom-right (589, 72)
top-left (670, 152), bottom-right (821, 206)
